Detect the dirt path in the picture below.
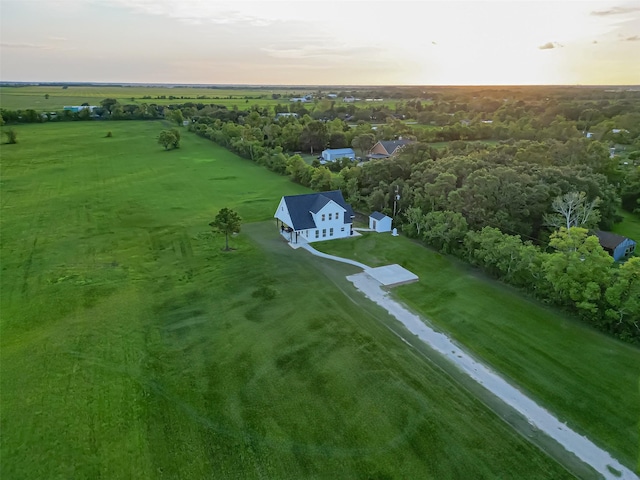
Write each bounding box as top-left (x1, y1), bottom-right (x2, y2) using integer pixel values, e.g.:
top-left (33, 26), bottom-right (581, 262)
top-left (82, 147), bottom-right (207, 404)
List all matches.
top-left (301, 243), bottom-right (638, 480)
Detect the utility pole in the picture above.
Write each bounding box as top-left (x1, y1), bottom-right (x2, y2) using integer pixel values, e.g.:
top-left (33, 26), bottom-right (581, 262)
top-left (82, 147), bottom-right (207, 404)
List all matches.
top-left (393, 186), bottom-right (400, 217)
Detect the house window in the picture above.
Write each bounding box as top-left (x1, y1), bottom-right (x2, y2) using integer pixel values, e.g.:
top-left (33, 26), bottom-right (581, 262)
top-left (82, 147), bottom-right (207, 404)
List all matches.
top-left (322, 229), bottom-right (326, 237)
top-left (329, 213), bottom-right (332, 220)
top-left (341, 227), bottom-right (345, 232)
top-left (315, 230), bottom-right (319, 239)
top-left (330, 228), bottom-right (334, 236)
top-left (336, 212), bottom-right (340, 220)
top-left (322, 214), bottom-right (325, 221)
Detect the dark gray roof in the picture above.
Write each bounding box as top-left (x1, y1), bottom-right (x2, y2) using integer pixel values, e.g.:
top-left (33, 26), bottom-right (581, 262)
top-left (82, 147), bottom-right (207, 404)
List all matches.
top-left (379, 139), bottom-right (415, 155)
top-left (309, 195), bottom-right (331, 213)
top-left (370, 211), bottom-right (388, 221)
top-left (593, 230), bottom-right (633, 250)
top-left (283, 190), bottom-right (355, 231)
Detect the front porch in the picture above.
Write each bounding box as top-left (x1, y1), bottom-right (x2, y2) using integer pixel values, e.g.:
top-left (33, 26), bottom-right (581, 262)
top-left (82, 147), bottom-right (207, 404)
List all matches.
top-left (275, 218), bottom-right (307, 245)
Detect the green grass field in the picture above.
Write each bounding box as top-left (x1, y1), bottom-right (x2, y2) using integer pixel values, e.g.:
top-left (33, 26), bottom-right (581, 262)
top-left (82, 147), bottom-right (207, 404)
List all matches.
top-left (1, 121), bottom-right (575, 478)
top-left (0, 85), bottom-right (321, 111)
top-left (313, 233), bottom-right (640, 470)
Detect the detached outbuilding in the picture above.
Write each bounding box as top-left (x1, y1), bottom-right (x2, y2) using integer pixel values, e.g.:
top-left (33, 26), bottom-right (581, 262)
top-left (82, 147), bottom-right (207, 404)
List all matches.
top-left (369, 211), bottom-right (392, 233)
top-left (593, 231), bottom-right (636, 261)
top-left (321, 148), bottom-right (356, 163)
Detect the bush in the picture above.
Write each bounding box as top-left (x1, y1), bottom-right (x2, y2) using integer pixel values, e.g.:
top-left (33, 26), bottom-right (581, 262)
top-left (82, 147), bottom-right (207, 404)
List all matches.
top-left (4, 129), bottom-right (17, 144)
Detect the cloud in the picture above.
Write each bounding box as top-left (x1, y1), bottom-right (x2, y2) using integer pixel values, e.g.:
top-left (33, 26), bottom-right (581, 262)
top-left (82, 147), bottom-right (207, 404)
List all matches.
top-left (591, 6), bottom-right (640, 16)
top-left (0, 42), bottom-right (50, 49)
top-left (538, 41), bottom-right (563, 50)
top-left (624, 35), bottom-right (640, 41)
top-left (261, 44), bottom-right (374, 61)
top-left (107, 0), bottom-right (276, 26)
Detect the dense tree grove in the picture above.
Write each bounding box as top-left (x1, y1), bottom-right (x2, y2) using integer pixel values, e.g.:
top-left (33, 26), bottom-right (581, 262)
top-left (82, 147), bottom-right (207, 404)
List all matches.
top-left (3, 86), bottom-right (639, 340)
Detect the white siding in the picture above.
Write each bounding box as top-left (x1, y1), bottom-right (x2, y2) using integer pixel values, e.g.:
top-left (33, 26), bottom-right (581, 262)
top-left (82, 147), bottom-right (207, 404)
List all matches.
top-left (274, 197), bottom-right (293, 227)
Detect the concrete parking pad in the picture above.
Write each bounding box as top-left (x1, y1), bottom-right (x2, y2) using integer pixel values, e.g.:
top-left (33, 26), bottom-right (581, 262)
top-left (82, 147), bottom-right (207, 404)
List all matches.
top-left (365, 264), bottom-right (419, 287)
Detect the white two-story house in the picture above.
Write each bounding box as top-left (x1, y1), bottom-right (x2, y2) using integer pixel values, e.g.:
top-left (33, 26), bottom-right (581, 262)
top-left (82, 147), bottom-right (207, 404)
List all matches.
top-left (274, 191), bottom-right (355, 244)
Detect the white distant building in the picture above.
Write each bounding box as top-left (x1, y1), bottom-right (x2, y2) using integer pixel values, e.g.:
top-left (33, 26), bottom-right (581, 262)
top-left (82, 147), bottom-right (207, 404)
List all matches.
top-left (343, 96), bottom-right (355, 103)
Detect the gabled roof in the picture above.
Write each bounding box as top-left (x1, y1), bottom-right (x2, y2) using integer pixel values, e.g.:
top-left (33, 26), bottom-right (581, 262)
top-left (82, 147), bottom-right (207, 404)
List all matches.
top-left (310, 195), bottom-right (331, 213)
top-left (370, 211), bottom-right (389, 221)
top-left (282, 191), bottom-right (355, 230)
top-left (593, 231), bottom-right (634, 250)
top-left (379, 139), bottom-right (415, 155)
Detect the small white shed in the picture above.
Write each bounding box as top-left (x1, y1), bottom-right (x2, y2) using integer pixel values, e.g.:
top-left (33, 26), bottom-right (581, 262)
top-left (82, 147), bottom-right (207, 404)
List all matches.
top-left (369, 211), bottom-right (392, 232)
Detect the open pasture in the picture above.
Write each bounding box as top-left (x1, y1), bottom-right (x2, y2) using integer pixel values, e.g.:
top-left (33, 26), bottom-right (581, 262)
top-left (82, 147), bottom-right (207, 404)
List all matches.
top-left (313, 232), bottom-right (640, 470)
top-left (0, 85), bottom-right (319, 111)
top-left (0, 121), bottom-right (574, 478)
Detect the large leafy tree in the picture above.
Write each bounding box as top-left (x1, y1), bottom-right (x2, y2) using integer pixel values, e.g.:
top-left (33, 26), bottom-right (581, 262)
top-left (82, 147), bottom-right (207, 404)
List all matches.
top-left (421, 210), bottom-right (468, 254)
top-left (542, 227), bottom-right (613, 315)
top-left (209, 208), bottom-right (242, 251)
top-left (158, 129), bottom-right (180, 150)
top-left (605, 257), bottom-right (640, 338)
top-left (100, 98), bottom-right (118, 115)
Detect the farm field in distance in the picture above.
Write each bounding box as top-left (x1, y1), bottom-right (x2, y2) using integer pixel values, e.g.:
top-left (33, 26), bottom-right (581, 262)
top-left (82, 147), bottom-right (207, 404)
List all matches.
top-left (313, 232), bottom-right (640, 470)
top-left (1, 121), bottom-right (575, 478)
top-left (0, 85), bottom-right (383, 111)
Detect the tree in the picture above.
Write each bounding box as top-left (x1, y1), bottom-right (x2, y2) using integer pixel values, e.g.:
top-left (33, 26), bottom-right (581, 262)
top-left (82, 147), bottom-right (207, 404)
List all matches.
top-left (422, 210), bottom-right (468, 254)
top-left (209, 208), bottom-right (242, 251)
top-left (542, 227), bottom-right (613, 314)
top-left (605, 257), bottom-right (640, 339)
top-left (543, 191), bottom-right (600, 231)
top-left (100, 98), bottom-right (118, 115)
top-left (44, 94), bottom-right (49, 100)
top-left (158, 129), bottom-right (180, 150)
top-left (158, 130), bottom-right (177, 150)
top-left (4, 129), bottom-right (17, 144)
top-left (172, 109), bottom-right (185, 126)
top-left (404, 206), bottom-right (424, 237)
top-left (351, 133), bottom-right (375, 158)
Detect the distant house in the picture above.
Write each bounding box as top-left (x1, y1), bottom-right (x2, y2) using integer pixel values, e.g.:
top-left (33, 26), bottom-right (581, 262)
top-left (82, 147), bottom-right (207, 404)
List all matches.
top-left (276, 112), bottom-right (299, 120)
top-left (612, 129), bottom-right (630, 134)
top-left (369, 212), bottom-right (392, 233)
top-left (368, 139), bottom-right (416, 159)
top-left (343, 96), bottom-right (355, 103)
top-left (290, 96), bottom-right (310, 103)
top-left (321, 148), bottom-right (356, 163)
top-left (593, 231), bottom-right (636, 261)
top-left (326, 94), bottom-right (338, 99)
top-left (63, 105), bottom-right (98, 113)
top-left (274, 191), bottom-right (355, 244)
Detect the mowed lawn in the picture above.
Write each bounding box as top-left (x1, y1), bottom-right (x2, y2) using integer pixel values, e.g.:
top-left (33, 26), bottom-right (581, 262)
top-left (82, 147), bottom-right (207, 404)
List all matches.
top-left (314, 233), bottom-right (640, 471)
top-left (0, 122), bottom-right (573, 479)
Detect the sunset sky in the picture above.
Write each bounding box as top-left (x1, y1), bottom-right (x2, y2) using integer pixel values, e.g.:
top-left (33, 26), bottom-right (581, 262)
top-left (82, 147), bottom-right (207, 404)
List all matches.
top-left (1, 0), bottom-right (639, 85)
